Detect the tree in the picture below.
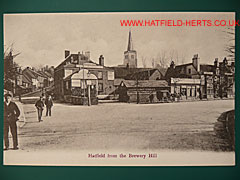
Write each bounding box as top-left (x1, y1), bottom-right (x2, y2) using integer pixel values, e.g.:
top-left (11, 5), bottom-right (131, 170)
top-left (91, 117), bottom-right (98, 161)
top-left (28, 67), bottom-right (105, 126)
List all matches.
top-left (180, 51), bottom-right (186, 65)
top-left (169, 49), bottom-right (179, 65)
top-left (156, 50), bottom-right (167, 68)
top-left (223, 27), bottom-right (235, 60)
top-left (141, 56), bottom-right (147, 68)
top-left (4, 44), bottom-right (21, 93)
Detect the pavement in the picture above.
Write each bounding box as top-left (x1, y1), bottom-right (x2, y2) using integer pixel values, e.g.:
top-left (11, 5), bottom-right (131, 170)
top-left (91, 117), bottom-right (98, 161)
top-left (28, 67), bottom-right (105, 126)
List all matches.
top-left (4, 99), bottom-right (235, 166)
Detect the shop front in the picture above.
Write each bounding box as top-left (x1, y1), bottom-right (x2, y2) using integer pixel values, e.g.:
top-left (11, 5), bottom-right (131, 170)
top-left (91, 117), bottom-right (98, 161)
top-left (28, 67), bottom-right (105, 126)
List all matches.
top-left (170, 78), bottom-right (201, 101)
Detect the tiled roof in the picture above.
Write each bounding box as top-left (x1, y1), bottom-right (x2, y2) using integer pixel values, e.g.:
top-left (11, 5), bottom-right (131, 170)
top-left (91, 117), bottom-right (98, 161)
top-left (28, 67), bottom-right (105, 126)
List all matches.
top-left (120, 80), bottom-right (169, 88)
top-left (124, 69), bottom-right (163, 80)
top-left (200, 64), bottom-right (214, 72)
top-left (55, 53), bottom-right (95, 70)
top-left (23, 68), bottom-right (46, 79)
top-left (22, 74), bottom-right (32, 84)
top-left (111, 67), bottom-right (152, 79)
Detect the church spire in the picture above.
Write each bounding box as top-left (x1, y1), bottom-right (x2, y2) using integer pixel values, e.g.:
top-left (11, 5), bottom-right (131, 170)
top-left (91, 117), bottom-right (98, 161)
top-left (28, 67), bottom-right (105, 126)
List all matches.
top-left (127, 29), bottom-right (133, 51)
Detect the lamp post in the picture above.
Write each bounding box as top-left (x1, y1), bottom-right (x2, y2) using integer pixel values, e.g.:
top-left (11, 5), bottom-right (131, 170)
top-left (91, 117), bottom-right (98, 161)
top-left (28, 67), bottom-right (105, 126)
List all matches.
top-left (83, 63), bottom-right (85, 98)
top-left (172, 78), bottom-right (180, 101)
top-left (87, 71), bottom-right (91, 106)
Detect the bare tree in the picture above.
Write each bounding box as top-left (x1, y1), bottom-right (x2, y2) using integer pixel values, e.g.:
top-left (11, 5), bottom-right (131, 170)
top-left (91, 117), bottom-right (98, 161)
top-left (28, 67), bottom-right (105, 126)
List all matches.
top-left (223, 27), bottom-right (235, 60)
top-left (169, 49), bottom-right (179, 65)
top-left (180, 51), bottom-right (186, 65)
top-left (156, 50), bottom-right (168, 68)
top-left (151, 58), bottom-right (155, 68)
top-left (4, 43), bottom-right (21, 93)
top-left (141, 56), bottom-right (147, 68)
top-left (35, 64), bottom-right (45, 71)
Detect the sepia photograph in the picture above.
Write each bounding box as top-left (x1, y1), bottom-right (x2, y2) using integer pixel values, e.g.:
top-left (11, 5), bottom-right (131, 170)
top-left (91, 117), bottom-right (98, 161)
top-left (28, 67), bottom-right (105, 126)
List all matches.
top-left (3, 12), bottom-right (235, 166)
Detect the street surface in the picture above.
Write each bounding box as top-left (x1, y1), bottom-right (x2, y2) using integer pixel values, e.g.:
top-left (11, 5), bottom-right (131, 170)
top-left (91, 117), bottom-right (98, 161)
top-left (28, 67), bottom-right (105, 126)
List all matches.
top-left (4, 99), bottom-right (235, 166)
top-left (18, 100), bottom-right (234, 151)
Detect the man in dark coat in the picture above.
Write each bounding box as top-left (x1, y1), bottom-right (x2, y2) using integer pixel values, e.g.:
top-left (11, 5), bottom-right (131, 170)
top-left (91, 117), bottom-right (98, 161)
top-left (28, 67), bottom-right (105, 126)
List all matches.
top-left (45, 95), bottom-right (53, 116)
top-left (35, 96), bottom-right (44, 122)
top-left (4, 93), bottom-right (20, 150)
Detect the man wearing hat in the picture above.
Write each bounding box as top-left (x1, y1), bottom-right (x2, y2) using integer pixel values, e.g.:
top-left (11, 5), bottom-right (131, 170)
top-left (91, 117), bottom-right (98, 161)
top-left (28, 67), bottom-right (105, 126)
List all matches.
top-left (4, 93), bottom-right (20, 150)
top-left (35, 96), bottom-right (44, 122)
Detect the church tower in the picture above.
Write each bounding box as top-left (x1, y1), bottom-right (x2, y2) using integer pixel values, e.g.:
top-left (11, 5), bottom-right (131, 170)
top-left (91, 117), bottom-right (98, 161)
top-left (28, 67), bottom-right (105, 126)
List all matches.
top-left (123, 30), bottom-right (137, 68)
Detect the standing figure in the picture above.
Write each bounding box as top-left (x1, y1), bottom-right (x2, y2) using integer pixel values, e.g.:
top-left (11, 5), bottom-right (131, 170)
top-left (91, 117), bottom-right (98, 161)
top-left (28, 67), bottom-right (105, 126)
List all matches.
top-left (45, 95), bottom-right (53, 116)
top-left (35, 96), bottom-right (44, 122)
top-left (149, 93), bottom-right (154, 103)
top-left (4, 93), bottom-right (20, 150)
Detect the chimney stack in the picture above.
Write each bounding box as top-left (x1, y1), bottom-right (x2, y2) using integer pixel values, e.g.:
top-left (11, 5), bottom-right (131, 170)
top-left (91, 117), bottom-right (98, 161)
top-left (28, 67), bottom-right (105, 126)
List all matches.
top-left (78, 52), bottom-right (81, 62)
top-left (85, 51), bottom-right (90, 60)
top-left (99, 55), bottom-right (104, 66)
top-left (214, 58), bottom-right (219, 67)
top-left (192, 54), bottom-right (199, 72)
top-left (170, 61), bottom-right (175, 69)
top-left (223, 57), bottom-right (228, 66)
top-left (65, 50), bottom-right (70, 58)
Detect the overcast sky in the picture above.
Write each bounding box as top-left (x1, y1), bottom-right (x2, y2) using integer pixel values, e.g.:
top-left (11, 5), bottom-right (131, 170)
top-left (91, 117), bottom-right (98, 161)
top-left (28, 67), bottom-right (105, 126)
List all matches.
top-left (4, 12), bottom-right (235, 68)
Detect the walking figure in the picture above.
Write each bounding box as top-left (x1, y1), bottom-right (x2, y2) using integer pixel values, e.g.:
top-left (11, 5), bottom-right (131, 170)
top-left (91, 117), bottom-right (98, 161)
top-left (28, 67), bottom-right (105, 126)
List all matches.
top-left (4, 93), bottom-right (20, 150)
top-left (45, 95), bottom-right (53, 116)
top-left (35, 96), bottom-right (44, 122)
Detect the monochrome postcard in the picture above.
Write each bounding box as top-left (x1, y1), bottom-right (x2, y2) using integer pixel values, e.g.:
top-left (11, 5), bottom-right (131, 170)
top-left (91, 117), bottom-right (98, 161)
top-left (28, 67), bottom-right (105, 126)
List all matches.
top-left (3, 12), bottom-right (235, 166)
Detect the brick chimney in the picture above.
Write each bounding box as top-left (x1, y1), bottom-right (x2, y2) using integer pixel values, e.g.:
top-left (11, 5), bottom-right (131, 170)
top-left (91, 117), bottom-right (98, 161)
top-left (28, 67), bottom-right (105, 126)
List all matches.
top-left (214, 58), bottom-right (219, 68)
top-left (85, 51), bottom-right (90, 60)
top-left (99, 55), bottom-right (104, 66)
top-left (192, 54), bottom-right (199, 72)
top-left (78, 52), bottom-right (81, 62)
top-left (65, 50), bottom-right (70, 58)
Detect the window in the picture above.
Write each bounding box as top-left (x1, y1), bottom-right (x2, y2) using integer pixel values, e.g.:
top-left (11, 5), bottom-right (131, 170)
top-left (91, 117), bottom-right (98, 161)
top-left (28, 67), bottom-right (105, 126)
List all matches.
top-left (188, 69), bottom-right (191, 74)
top-left (131, 55), bottom-right (134, 59)
top-left (125, 55), bottom-right (128, 59)
top-left (98, 83), bottom-right (103, 92)
top-left (72, 79), bottom-right (81, 87)
top-left (107, 71), bottom-right (114, 80)
top-left (98, 71), bottom-right (103, 79)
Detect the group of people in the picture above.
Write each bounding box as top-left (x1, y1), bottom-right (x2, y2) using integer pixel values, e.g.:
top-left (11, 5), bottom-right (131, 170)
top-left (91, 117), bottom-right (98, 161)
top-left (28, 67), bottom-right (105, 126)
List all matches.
top-left (35, 95), bottom-right (53, 122)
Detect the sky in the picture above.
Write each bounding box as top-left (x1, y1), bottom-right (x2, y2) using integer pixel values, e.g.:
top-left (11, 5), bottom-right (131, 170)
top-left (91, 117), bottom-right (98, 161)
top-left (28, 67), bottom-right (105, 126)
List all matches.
top-left (4, 12), bottom-right (235, 68)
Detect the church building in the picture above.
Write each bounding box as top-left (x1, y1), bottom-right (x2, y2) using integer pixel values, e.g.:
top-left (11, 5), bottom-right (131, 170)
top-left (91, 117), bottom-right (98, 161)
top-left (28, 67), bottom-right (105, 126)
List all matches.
top-left (123, 30), bottom-right (138, 68)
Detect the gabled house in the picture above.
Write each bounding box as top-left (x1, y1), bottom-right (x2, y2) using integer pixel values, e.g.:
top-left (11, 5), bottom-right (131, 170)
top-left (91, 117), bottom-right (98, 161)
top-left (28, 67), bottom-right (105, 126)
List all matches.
top-left (22, 67), bottom-right (46, 91)
top-left (164, 54), bottom-right (203, 100)
top-left (165, 54), bottom-right (200, 81)
top-left (54, 50), bottom-right (115, 102)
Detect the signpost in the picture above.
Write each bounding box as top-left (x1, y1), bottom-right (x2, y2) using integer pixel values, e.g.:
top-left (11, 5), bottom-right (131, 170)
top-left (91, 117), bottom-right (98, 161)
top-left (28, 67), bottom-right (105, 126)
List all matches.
top-left (87, 80), bottom-right (91, 106)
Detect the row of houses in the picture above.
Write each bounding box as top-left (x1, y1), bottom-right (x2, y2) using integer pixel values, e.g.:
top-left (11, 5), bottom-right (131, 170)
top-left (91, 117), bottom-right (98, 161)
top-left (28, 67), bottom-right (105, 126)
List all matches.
top-left (112, 56), bottom-right (234, 103)
top-left (53, 31), bottom-right (234, 105)
top-left (54, 50), bottom-right (234, 105)
top-left (4, 50), bottom-right (54, 96)
top-left (15, 66), bottom-right (54, 95)
top-left (22, 66), bottom-right (54, 91)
